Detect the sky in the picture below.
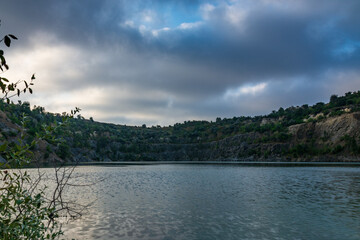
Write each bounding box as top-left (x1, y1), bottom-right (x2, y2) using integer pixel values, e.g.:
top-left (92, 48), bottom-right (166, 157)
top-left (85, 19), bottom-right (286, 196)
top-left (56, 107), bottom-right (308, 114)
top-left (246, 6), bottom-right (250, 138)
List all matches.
top-left (1, 0), bottom-right (360, 126)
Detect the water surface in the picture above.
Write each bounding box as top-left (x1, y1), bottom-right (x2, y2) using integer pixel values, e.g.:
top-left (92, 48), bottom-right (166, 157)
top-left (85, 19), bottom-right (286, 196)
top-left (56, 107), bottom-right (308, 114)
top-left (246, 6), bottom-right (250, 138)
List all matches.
top-left (38, 165), bottom-right (360, 239)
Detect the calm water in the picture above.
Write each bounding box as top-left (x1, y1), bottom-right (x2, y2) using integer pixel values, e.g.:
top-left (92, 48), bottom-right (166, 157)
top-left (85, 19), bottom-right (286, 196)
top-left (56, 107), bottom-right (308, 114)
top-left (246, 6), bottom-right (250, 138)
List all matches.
top-left (38, 165), bottom-right (360, 239)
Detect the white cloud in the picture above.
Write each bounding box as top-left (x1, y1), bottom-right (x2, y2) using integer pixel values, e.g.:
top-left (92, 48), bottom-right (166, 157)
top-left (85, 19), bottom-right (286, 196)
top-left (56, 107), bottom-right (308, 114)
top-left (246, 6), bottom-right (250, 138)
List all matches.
top-left (224, 4), bottom-right (248, 26)
top-left (5, 32), bottom-right (94, 92)
top-left (152, 27), bottom-right (171, 37)
top-left (140, 9), bottom-right (157, 23)
top-left (122, 20), bottom-right (135, 28)
top-left (200, 3), bottom-right (216, 20)
top-left (178, 21), bottom-right (203, 30)
top-left (224, 82), bottom-right (268, 99)
top-left (199, 2), bottom-right (249, 32)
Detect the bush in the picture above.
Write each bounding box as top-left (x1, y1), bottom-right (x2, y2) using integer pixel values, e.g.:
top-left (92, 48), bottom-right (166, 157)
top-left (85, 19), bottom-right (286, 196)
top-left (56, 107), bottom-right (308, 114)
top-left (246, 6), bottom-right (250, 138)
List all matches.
top-left (0, 23), bottom-right (81, 239)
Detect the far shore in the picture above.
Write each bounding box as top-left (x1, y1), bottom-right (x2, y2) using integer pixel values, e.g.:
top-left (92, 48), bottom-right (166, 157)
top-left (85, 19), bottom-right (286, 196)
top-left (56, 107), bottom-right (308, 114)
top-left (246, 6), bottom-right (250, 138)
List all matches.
top-left (17, 160), bottom-right (360, 169)
top-left (69, 161), bottom-right (360, 167)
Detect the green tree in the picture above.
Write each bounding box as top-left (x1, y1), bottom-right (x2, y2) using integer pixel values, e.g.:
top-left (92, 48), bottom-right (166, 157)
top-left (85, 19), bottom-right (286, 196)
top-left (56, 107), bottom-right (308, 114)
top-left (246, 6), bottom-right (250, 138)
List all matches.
top-left (0, 21), bottom-right (81, 239)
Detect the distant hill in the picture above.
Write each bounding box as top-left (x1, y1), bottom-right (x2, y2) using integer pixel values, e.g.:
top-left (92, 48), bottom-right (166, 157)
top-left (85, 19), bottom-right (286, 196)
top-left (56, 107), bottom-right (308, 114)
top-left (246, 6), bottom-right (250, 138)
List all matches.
top-left (1, 91), bottom-right (360, 163)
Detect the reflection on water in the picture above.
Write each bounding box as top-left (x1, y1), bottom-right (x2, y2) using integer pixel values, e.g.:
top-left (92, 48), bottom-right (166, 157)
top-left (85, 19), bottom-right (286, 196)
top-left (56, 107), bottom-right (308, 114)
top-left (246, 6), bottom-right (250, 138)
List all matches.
top-left (30, 165), bottom-right (360, 240)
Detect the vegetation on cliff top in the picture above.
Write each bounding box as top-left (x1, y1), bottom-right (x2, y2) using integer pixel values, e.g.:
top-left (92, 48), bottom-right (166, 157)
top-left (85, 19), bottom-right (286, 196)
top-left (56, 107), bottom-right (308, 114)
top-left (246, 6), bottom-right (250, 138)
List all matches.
top-left (1, 90), bottom-right (360, 162)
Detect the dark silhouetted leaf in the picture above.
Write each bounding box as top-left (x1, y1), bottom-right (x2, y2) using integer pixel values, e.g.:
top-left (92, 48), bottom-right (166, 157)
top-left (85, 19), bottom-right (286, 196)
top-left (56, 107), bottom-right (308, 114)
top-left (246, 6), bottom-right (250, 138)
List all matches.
top-left (4, 36), bottom-right (11, 47)
top-left (29, 88), bottom-right (33, 94)
top-left (31, 74), bottom-right (35, 80)
top-left (0, 55), bottom-right (6, 64)
top-left (17, 89), bottom-right (20, 96)
top-left (0, 50), bottom-right (3, 55)
top-left (8, 34), bottom-right (18, 40)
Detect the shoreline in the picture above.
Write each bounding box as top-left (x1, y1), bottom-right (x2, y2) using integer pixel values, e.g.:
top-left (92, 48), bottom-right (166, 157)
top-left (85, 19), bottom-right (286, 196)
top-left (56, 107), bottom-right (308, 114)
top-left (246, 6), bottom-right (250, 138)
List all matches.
top-left (72, 161), bottom-right (360, 167)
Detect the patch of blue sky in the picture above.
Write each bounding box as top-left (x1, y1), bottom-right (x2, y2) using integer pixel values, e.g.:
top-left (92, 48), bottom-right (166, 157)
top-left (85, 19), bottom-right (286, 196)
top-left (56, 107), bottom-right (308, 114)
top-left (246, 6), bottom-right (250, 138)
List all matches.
top-left (333, 39), bottom-right (360, 59)
top-left (157, 3), bottom-right (202, 29)
top-left (127, 1), bottom-right (219, 30)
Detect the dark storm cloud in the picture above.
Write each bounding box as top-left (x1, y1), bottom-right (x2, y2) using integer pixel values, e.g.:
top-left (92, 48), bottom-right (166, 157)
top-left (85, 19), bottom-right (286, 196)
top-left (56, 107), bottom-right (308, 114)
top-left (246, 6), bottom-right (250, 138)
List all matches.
top-left (158, 3), bottom-right (357, 81)
top-left (1, 0), bottom-right (360, 125)
top-left (1, 1), bottom-right (125, 45)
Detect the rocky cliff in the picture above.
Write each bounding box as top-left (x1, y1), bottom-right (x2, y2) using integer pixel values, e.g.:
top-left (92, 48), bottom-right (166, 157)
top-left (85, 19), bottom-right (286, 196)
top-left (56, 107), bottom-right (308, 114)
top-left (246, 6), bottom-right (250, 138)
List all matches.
top-left (68, 112), bottom-right (360, 162)
top-left (2, 91), bottom-right (360, 163)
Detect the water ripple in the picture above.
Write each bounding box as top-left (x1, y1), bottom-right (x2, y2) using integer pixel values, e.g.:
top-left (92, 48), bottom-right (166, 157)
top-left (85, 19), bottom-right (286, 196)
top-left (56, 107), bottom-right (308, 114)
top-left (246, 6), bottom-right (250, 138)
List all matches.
top-left (28, 165), bottom-right (360, 240)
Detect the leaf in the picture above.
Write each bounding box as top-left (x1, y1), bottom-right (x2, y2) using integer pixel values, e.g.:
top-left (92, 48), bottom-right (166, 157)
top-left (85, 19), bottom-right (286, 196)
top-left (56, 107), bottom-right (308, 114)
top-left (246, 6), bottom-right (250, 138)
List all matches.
top-left (1, 77), bottom-right (9, 82)
top-left (8, 34), bottom-right (18, 40)
top-left (0, 142), bottom-right (7, 152)
top-left (0, 50), bottom-right (3, 55)
top-left (31, 74), bottom-right (35, 80)
top-left (17, 89), bottom-right (20, 96)
top-left (24, 81), bottom-right (28, 88)
top-left (29, 88), bottom-right (33, 94)
top-left (0, 55), bottom-right (6, 64)
top-left (4, 36), bottom-right (11, 47)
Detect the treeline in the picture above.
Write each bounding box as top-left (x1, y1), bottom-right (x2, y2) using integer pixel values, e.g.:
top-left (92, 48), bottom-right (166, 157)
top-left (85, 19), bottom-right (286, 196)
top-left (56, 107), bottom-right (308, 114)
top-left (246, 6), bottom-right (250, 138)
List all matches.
top-left (1, 91), bottom-right (360, 161)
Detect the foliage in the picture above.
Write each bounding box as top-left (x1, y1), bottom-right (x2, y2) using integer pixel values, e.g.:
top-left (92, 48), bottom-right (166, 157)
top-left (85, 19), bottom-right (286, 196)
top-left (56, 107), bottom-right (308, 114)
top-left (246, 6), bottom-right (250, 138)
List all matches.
top-left (2, 89), bottom-right (360, 162)
top-left (0, 110), bottom-right (81, 239)
top-left (0, 171), bottom-right (61, 240)
top-left (0, 22), bottom-right (81, 239)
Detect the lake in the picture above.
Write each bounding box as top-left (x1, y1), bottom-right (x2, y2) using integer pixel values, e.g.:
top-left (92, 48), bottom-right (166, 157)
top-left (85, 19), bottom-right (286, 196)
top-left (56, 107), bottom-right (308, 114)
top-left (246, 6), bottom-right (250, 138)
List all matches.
top-left (37, 164), bottom-right (360, 239)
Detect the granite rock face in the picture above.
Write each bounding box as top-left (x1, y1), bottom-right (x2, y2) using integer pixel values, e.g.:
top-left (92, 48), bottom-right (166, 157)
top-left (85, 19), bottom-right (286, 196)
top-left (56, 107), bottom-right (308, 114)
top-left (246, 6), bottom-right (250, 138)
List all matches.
top-left (135, 113), bottom-right (360, 162)
top-left (289, 113), bottom-right (360, 145)
top-left (50, 113), bottom-right (360, 162)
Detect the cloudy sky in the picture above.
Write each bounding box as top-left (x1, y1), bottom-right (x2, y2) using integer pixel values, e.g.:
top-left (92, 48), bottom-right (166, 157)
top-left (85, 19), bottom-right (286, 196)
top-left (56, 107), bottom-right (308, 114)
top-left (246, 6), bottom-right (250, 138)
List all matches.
top-left (1, 0), bottom-right (360, 126)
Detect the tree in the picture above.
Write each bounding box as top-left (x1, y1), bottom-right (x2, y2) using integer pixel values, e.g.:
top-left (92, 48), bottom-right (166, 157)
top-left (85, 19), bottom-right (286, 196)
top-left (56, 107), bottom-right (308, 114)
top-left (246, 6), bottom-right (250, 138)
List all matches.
top-left (330, 94), bottom-right (338, 105)
top-left (0, 21), bottom-right (82, 239)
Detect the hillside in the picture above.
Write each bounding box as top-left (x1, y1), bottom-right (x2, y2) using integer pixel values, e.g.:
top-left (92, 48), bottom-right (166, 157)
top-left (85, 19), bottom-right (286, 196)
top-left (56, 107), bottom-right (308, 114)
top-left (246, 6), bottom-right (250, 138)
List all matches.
top-left (1, 91), bottom-right (360, 163)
